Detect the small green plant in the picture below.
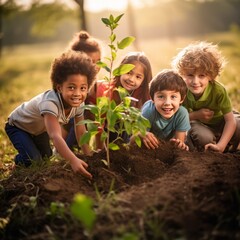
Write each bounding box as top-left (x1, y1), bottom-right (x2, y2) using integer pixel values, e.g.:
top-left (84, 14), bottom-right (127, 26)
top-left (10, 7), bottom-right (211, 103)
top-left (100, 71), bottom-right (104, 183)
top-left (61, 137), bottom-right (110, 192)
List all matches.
top-left (79, 14), bottom-right (150, 167)
top-left (70, 193), bottom-right (96, 232)
top-left (46, 201), bottom-right (66, 219)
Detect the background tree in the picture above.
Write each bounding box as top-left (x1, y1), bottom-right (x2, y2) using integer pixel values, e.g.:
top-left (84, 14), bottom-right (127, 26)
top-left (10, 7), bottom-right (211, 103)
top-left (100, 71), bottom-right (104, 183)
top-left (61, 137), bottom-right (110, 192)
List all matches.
top-left (73, 0), bottom-right (87, 30)
top-left (0, 0), bottom-right (20, 58)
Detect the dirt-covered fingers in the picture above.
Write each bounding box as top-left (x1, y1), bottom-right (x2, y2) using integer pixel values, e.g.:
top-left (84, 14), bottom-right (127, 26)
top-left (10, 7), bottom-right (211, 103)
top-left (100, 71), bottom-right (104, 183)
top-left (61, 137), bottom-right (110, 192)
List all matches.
top-left (170, 138), bottom-right (189, 151)
top-left (143, 134), bottom-right (159, 149)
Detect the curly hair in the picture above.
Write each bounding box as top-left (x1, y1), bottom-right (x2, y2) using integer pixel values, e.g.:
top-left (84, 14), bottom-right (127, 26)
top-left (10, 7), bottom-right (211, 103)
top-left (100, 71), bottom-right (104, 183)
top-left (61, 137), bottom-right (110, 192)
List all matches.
top-left (172, 41), bottom-right (226, 80)
top-left (149, 69), bottom-right (187, 101)
top-left (67, 30), bottom-right (102, 55)
top-left (50, 50), bottom-right (97, 91)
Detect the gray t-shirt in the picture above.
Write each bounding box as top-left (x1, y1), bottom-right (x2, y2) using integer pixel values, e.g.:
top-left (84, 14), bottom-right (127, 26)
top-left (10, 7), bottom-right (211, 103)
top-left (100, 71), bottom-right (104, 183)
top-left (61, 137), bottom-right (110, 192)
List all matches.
top-left (142, 100), bottom-right (191, 140)
top-left (8, 90), bottom-right (84, 135)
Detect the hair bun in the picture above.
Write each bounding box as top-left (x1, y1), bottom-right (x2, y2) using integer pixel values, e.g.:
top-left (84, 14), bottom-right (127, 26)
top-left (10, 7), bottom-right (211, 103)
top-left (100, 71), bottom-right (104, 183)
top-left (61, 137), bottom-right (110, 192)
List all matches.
top-left (79, 31), bottom-right (90, 41)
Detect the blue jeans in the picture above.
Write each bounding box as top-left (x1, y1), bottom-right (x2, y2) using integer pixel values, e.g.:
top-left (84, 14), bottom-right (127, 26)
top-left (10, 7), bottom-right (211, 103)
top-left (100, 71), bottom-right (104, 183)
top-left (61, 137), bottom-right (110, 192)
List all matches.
top-left (64, 118), bottom-right (78, 149)
top-left (5, 122), bottom-right (52, 166)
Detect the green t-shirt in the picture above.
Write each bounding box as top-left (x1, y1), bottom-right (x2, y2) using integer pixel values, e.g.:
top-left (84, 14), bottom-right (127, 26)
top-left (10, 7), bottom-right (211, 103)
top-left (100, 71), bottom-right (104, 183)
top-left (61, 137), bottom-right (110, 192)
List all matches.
top-left (183, 81), bottom-right (232, 126)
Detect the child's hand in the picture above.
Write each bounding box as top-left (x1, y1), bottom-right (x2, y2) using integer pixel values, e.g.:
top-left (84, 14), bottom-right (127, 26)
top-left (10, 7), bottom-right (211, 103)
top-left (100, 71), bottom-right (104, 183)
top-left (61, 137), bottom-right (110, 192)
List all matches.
top-left (196, 108), bottom-right (214, 122)
top-left (204, 143), bottom-right (224, 153)
top-left (142, 132), bottom-right (159, 149)
top-left (170, 138), bottom-right (189, 151)
top-left (70, 158), bottom-right (92, 179)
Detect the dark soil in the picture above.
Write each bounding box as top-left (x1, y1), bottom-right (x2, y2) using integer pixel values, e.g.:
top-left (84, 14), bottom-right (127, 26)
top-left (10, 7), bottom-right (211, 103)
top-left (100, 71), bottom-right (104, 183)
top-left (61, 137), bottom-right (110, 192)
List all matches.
top-left (1, 141), bottom-right (240, 240)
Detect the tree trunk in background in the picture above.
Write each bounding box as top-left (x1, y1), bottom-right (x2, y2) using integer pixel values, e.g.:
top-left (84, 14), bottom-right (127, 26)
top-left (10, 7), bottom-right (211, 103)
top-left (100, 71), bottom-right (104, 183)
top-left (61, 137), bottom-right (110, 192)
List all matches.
top-left (0, 21), bottom-right (2, 58)
top-left (73, 0), bottom-right (87, 30)
top-left (127, 0), bottom-right (139, 51)
top-left (0, 0), bottom-right (3, 58)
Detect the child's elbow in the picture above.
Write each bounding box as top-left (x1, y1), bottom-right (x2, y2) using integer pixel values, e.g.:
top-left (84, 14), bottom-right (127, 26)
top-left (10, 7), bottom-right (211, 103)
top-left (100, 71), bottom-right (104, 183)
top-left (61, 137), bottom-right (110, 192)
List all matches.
top-left (49, 132), bottom-right (62, 143)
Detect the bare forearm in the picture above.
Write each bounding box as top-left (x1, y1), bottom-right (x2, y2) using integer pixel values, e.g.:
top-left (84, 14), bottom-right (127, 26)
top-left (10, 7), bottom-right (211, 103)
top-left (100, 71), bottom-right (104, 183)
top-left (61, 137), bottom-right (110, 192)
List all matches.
top-left (52, 135), bottom-right (79, 163)
top-left (217, 120), bottom-right (236, 150)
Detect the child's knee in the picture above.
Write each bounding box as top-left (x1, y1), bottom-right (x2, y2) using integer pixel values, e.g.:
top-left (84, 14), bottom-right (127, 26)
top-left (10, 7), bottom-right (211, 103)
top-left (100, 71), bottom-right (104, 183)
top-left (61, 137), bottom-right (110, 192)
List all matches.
top-left (188, 125), bottom-right (215, 150)
top-left (14, 151), bottom-right (43, 167)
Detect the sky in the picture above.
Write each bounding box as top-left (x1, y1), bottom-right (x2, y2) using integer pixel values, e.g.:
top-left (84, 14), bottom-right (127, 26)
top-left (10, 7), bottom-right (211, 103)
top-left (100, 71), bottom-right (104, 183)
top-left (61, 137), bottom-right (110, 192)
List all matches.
top-left (12, 0), bottom-right (149, 12)
top-left (84, 0), bottom-right (154, 12)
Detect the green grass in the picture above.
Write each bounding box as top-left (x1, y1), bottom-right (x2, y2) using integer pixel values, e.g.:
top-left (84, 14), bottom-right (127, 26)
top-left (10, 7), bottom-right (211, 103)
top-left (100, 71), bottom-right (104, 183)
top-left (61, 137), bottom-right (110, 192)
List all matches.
top-left (1, 32), bottom-right (240, 176)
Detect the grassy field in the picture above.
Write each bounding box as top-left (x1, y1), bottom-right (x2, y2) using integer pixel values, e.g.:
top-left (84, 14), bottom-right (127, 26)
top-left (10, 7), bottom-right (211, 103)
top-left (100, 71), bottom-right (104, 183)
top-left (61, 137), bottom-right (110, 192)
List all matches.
top-left (1, 31), bottom-right (240, 170)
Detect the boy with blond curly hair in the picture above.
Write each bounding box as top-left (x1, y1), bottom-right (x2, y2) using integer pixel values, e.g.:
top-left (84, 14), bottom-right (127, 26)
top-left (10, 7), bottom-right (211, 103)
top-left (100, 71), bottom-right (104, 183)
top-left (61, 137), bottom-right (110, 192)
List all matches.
top-left (172, 41), bottom-right (240, 152)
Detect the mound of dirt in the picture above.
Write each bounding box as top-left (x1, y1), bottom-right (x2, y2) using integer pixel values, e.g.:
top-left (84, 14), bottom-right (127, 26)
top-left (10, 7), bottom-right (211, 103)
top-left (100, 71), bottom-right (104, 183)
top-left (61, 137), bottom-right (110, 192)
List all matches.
top-left (0, 142), bottom-right (240, 240)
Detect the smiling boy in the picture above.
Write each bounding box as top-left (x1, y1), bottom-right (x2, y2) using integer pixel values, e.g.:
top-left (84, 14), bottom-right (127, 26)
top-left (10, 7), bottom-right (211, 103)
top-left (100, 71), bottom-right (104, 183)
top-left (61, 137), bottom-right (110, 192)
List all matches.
top-left (172, 41), bottom-right (240, 152)
top-left (131, 69), bottom-right (190, 151)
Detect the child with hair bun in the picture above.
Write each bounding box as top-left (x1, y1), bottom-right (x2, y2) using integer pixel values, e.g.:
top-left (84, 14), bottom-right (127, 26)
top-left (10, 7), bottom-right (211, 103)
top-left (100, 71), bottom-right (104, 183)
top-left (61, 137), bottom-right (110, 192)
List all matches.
top-left (65, 31), bottom-right (103, 149)
top-left (67, 30), bottom-right (102, 73)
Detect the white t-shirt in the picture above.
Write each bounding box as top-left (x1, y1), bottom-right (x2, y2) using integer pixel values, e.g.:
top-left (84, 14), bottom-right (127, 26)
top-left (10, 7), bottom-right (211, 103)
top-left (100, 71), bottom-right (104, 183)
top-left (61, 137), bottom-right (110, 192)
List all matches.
top-left (8, 90), bottom-right (84, 136)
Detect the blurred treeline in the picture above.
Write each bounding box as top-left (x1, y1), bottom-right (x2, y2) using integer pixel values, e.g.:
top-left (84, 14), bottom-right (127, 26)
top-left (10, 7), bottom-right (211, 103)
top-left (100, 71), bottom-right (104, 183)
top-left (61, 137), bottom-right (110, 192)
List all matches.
top-left (1, 0), bottom-right (240, 47)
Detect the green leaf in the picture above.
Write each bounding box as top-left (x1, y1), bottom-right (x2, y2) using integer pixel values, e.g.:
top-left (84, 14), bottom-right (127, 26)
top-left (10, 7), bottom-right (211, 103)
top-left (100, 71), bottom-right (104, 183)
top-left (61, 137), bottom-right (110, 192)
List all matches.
top-left (111, 23), bottom-right (119, 30)
top-left (109, 14), bottom-right (114, 23)
top-left (136, 118), bottom-right (151, 135)
top-left (79, 132), bottom-right (91, 145)
top-left (117, 36), bottom-right (135, 49)
top-left (113, 64), bottom-right (135, 76)
top-left (114, 13), bottom-right (124, 23)
top-left (86, 123), bottom-right (98, 132)
top-left (107, 110), bottom-right (119, 129)
top-left (70, 193), bottom-right (96, 231)
top-left (112, 51), bottom-right (116, 61)
top-left (116, 86), bottom-right (129, 100)
top-left (96, 61), bottom-right (111, 72)
top-left (82, 104), bottom-right (99, 115)
top-left (135, 135), bottom-right (142, 147)
top-left (102, 17), bottom-right (110, 26)
top-left (124, 121), bottom-right (132, 135)
top-left (96, 61), bottom-right (108, 68)
top-left (110, 99), bottom-right (117, 110)
top-left (96, 96), bottom-right (110, 115)
top-left (76, 119), bottom-right (95, 126)
top-left (103, 66), bottom-right (111, 73)
top-left (109, 142), bottom-right (120, 150)
top-left (109, 44), bottom-right (116, 50)
top-left (123, 96), bottom-right (131, 107)
top-left (142, 117), bottom-right (151, 128)
top-left (104, 56), bottom-right (111, 62)
top-left (110, 33), bottom-right (116, 42)
top-left (100, 131), bottom-right (108, 142)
